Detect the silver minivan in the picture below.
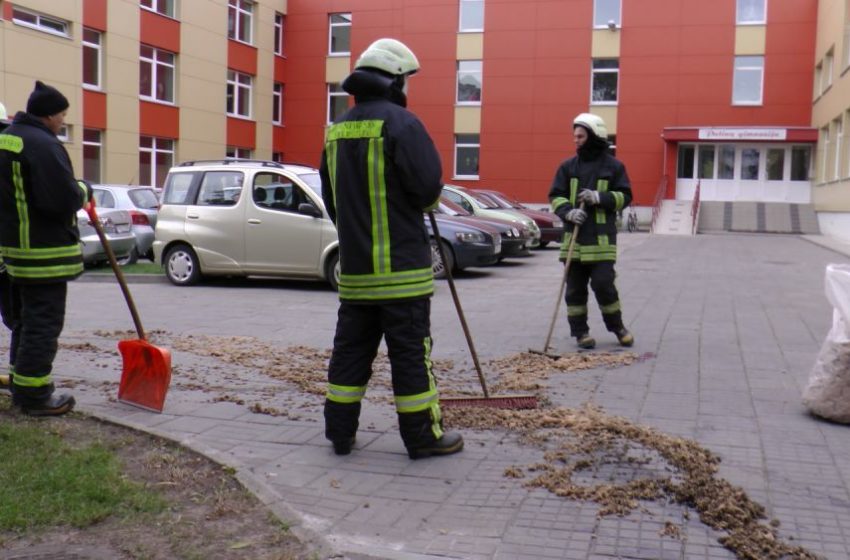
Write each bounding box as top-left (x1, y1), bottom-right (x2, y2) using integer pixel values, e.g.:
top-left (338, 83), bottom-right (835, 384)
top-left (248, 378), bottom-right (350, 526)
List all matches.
top-left (153, 160), bottom-right (340, 289)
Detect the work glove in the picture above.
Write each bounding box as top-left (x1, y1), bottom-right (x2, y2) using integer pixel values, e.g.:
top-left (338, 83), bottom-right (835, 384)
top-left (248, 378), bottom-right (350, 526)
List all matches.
top-left (565, 208), bottom-right (587, 225)
top-left (77, 179), bottom-right (95, 212)
top-left (577, 189), bottom-right (600, 206)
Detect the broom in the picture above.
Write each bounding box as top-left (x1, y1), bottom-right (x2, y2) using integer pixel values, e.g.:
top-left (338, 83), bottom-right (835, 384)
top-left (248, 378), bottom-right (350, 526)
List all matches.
top-left (428, 212), bottom-right (537, 410)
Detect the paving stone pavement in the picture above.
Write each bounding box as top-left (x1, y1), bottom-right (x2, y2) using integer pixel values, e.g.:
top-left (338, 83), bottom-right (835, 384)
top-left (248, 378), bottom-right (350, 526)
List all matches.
top-left (6, 232), bottom-right (850, 560)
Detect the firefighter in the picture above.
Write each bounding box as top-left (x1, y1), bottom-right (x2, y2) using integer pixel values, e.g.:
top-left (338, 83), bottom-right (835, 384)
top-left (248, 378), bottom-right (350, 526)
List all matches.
top-left (320, 38), bottom-right (464, 459)
top-left (548, 113), bottom-right (635, 349)
top-left (0, 81), bottom-right (92, 415)
top-left (0, 102), bottom-right (13, 393)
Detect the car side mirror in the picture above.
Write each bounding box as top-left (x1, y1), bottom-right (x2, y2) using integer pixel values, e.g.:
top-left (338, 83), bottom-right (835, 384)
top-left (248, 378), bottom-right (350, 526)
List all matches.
top-left (298, 202), bottom-right (322, 218)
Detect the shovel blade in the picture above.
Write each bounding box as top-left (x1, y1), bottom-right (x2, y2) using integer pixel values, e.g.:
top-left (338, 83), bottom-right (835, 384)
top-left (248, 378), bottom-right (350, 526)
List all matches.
top-left (117, 339), bottom-right (172, 413)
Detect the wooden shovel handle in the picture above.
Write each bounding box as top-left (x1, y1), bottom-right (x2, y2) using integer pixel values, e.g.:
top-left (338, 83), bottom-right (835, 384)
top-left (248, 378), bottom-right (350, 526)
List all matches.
top-left (85, 203), bottom-right (146, 340)
top-left (542, 202), bottom-right (585, 353)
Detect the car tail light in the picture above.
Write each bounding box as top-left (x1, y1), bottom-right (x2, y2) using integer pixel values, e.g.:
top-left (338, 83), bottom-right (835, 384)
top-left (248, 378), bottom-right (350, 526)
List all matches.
top-left (130, 211), bottom-right (150, 226)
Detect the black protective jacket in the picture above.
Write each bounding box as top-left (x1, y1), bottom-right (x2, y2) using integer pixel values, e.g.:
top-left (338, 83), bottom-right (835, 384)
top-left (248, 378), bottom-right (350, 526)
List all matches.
top-left (0, 112), bottom-right (87, 282)
top-left (320, 69), bottom-right (443, 303)
top-left (548, 151), bottom-right (632, 262)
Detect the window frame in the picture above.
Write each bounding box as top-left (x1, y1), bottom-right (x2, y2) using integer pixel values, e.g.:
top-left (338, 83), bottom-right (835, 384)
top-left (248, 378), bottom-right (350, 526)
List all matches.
top-left (458, 0), bottom-right (485, 33)
top-left (225, 147), bottom-right (252, 160)
top-left (736, 0), bottom-right (767, 25)
top-left (732, 55), bottom-right (764, 106)
top-left (591, 58), bottom-right (619, 105)
top-left (823, 48), bottom-right (835, 93)
top-left (82, 27), bottom-right (103, 90)
top-left (227, 70), bottom-right (253, 118)
top-left (11, 7), bottom-right (70, 38)
top-left (82, 129), bottom-right (103, 184)
top-left (228, 0), bottom-right (254, 45)
top-left (593, 0), bottom-right (621, 29)
top-left (140, 0), bottom-right (176, 18)
top-left (328, 13), bottom-right (352, 56)
top-left (456, 60), bottom-right (483, 105)
top-left (140, 44), bottom-right (176, 103)
top-left (454, 134), bottom-right (481, 180)
top-left (139, 136), bottom-right (175, 190)
top-left (327, 83), bottom-right (349, 124)
top-left (834, 117), bottom-right (843, 181)
top-left (274, 12), bottom-right (285, 56)
top-left (273, 83), bottom-right (284, 125)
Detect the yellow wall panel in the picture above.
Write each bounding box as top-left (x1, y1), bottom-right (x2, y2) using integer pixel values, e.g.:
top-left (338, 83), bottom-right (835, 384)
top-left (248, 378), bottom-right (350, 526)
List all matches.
top-left (456, 33), bottom-right (483, 60)
top-left (454, 106), bottom-right (481, 134)
top-left (326, 56), bottom-right (351, 83)
top-left (734, 25), bottom-right (766, 55)
top-left (591, 29), bottom-right (620, 58)
top-left (589, 106), bottom-right (618, 136)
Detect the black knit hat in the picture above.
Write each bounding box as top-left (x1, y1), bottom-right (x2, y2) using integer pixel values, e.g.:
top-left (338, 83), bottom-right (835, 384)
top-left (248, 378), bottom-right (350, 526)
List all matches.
top-left (26, 81), bottom-right (69, 117)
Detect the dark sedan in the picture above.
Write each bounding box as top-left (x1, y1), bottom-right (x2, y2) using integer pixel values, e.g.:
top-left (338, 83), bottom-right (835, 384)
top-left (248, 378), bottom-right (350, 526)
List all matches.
top-left (436, 198), bottom-right (530, 259)
top-left (424, 212), bottom-right (501, 277)
top-left (473, 189), bottom-right (564, 247)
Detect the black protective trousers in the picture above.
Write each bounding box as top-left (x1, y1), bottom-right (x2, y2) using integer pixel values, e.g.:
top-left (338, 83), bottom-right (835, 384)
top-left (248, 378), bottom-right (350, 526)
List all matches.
top-left (0, 273), bottom-right (20, 367)
top-left (565, 260), bottom-right (624, 337)
top-left (8, 282), bottom-right (67, 405)
top-left (324, 299), bottom-right (443, 450)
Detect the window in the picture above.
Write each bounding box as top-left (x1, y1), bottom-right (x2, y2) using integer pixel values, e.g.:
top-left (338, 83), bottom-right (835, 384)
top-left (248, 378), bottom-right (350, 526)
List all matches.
top-left (736, 0), bottom-right (766, 24)
top-left (766, 148), bottom-right (784, 181)
top-left (593, 0), bottom-right (621, 28)
top-left (253, 173), bottom-right (306, 213)
top-left (56, 125), bottom-right (72, 143)
top-left (698, 145), bottom-right (715, 179)
top-left (226, 147), bottom-right (252, 160)
top-left (457, 60), bottom-right (483, 104)
top-left (139, 136), bottom-right (174, 189)
top-left (814, 63), bottom-right (823, 99)
top-left (454, 134), bottom-right (480, 179)
top-left (198, 171), bottom-right (243, 206)
top-left (741, 148), bottom-right (760, 180)
top-left (140, 0), bottom-right (175, 18)
top-left (843, 24), bottom-right (850, 71)
top-left (677, 145), bottom-right (695, 178)
top-left (12, 7), bottom-right (70, 37)
top-left (272, 152), bottom-right (284, 163)
top-left (820, 126), bottom-right (830, 182)
top-left (327, 83), bottom-right (348, 124)
top-left (273, 83), bottom-right (284, 125)
top-left (228, 0), bottom-right (253, 44)
top-left (227, 70), bottom-right (253, 118)
top-left (823, 48), bottom-right (834, 93)
top-left (82, 28), bottom-right (102, 89)
top-left (791, 146), bottom-right (811, 181)
top-left (834, 118), bottom-right (843, 181)
top-left (274, 12), bottom-right (285, 56)
top-left (719, 145), bottom-right (736, 179)
top-left (83, 129), bottom-right (102, 183)
top-left (140, 45), bottom-right (175, 103)
top-left (329, 13), bottom-right (351, 55)
top-left (732, 56), bottom-right (764, 105)
top-left (591, 59), bottom-right (619, 104)
top-left (459, 0), bottom-right (484, 32)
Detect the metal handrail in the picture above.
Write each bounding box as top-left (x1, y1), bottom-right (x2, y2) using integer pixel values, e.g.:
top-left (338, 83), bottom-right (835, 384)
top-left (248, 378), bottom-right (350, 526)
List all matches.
top-left (649, 175), bottom-right (668, 233)
top-left (691, 179), bottom-right (701, 235)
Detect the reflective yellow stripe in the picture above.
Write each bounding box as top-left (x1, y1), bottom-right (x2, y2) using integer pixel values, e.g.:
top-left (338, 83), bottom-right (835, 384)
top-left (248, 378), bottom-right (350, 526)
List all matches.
top-left (5, 263), bottom-right (84, 278)
top-left (0, 134), bottom-right (23, 153)
top-left (326, 383), bottom-right (367, 404)
top-left (340, 267), bottom-right (432, 287)
top-left (597, 179), bottom-right (609, 193)
top-left (595, 208), bottom-right (606, 225)
top-left (598, 235), bottom-right (609, 246)
top-left (569, 178), bottom-right (578, 205)
top-left (2, 245), bottom-right (82, 259)
top-left (612, 191), bottom-right (625, 211)
top-left (326, 141), bottom-right (338, 210)
top-left (395, 388), bottom-right (439, 413)
top-left (600, 301), bottom-right (621, 314)
top-left (327, 120), bottom-right (383, 141)
top-left (13, 161), bottom-right (28, 249)
top-left (550, 196), bottom-right (569, 213)
top-left (567, 305), bottom-right (588, 317)
top-left (12, 371), bottom-right (52, 388)
top-left (339, 280), bottom-right (434, 301)
top-left (368, 137), bottom-right (391, 274)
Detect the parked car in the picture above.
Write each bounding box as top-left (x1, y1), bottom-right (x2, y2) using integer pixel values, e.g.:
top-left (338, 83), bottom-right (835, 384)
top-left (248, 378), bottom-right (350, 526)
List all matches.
top-left (437, 197), bottom-right (530, 259)
top-left (424, 212), bottom-right (501, 277)
top-left (153, 160), bottom-right (341, 288)
top-left (442, 184), bottom-right (541, 248)
top-left (473, 189), bottom-right (564, 247)
top-left (92, 184), bottom-right (160, 263)
top-left (77, 207), bottom-right (136, 266)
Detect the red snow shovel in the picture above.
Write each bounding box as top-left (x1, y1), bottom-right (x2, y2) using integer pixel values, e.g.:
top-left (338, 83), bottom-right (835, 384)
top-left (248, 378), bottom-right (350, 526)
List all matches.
top-left (85, 200), bottom-right (172, 412)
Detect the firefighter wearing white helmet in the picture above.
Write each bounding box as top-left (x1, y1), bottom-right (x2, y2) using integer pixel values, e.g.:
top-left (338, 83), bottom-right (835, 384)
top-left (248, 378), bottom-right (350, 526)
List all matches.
top-left (320, 39), bottom-right (464, 460)
top-left (548, 112), bottom-right (635, 350)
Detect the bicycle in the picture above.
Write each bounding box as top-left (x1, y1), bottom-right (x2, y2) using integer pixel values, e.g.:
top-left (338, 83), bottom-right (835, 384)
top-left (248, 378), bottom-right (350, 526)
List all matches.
top-left (626, 208), bottom-right (638, 232)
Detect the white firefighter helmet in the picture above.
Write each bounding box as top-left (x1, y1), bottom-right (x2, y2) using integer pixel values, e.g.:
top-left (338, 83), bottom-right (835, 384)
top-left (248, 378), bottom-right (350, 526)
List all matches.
top-left (0, 102), bottom-right (8, 122)
top-left (573, 112), bottom-right (608, 140)
top-left (354, 38), bottom-right (420, 76)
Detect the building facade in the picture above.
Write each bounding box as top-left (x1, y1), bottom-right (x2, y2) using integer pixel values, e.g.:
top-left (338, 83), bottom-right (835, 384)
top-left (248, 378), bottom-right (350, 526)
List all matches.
top-left (0, 0), bottom-right (836, 231)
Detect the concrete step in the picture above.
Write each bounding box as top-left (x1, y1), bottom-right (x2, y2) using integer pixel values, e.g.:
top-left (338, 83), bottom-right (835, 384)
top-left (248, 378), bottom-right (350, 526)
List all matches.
top-left (698, 201), bottom-right (820, 234)
top-left (652, 199), bottom-right (696, 235)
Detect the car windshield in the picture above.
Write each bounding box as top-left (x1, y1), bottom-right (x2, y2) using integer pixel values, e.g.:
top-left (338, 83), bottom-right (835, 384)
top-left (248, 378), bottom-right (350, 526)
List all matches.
top-left (299, 172), bottom-right (323, 197)
top-left (439, 197), bottom-right (471, 216)
top-left (128, 188), bottom-right (160, 209)
top-left (487, 192), bottom-right (523, 209)
top-left (468, 191), bottom-right (500, 209)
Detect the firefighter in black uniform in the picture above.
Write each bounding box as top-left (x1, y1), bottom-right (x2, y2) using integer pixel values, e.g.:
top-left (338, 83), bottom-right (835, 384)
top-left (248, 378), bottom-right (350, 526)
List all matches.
top-left (0, 81), bottom-right (91, 415)
top-left (320, 38), bottom-right (464, 459)
top-left (549, 113), bottom-right (635, 350)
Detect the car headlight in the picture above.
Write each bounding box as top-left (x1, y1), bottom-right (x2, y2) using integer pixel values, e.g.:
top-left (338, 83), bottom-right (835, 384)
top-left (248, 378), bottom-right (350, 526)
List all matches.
top-left (455, 231), bottom-right (485, 243)
top-left (552, 219), bottom-right (564, 228)
top-left (509, 227), bottom-right (520, 237)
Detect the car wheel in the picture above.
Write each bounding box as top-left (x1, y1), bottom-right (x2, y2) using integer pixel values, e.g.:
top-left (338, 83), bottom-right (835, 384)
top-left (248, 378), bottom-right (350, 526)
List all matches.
top-left (117, 247), bottom-right (139, 266)
top-left (431, 239), bottom-right (454, 279)
top-left (165, 244), bottom-right (201, 286)
top-left (325, 251), bottom-right (340, 291)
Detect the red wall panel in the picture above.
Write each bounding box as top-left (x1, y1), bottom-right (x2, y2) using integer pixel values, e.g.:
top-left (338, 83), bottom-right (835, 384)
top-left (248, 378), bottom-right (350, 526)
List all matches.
top-left (83, 90), bottom-right (107, 129)
top-left (140, 101), bottom-right (179, 138)
top-left (140, 9), bottom-right (180, 52)
top-left (228, 40), bottom-right (258, 75)
top-left (83, 0), bottom-right (107, 31)
top-left (227, 117), bottom-right (256, 149)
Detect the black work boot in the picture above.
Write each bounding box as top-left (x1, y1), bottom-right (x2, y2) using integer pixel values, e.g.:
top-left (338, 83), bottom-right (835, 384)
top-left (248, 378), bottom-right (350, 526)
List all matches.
top-left (332, 436), bottom-right (356, 456)
top-left (407, 431), bottom-right (464, 460)
top-left (576, 333), bottom-right (596, 349)
top-left (615, 328), bottom-right (634, 347)
top-left (20, 393), bottom-right (76, 417)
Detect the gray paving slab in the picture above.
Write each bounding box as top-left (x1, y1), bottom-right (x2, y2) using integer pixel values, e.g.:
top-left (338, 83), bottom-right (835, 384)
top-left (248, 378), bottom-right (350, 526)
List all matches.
top-left (4, 232), bottom-right (850, 559)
